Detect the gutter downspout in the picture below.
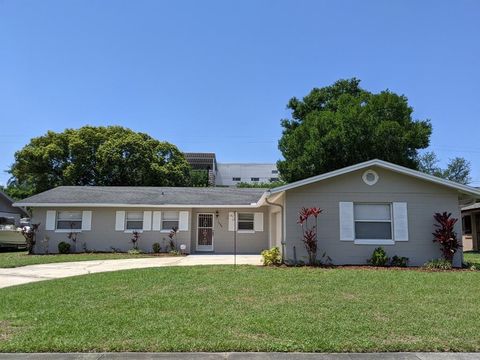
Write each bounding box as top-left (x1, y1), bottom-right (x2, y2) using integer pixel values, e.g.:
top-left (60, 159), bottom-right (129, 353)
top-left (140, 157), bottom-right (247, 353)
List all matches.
top-left (265, 191), bottom-right (285, 263)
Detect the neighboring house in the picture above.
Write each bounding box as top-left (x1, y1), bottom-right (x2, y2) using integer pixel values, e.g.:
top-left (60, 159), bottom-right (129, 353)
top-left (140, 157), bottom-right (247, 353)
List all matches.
top-left (14, 159), bottom-right (480, 267)
top-left (0, 190), bottom-right (28, 227)
top-left (461, 203), bottom-right (480, 251)
top-left (183, 152), bottom-right (278, 186)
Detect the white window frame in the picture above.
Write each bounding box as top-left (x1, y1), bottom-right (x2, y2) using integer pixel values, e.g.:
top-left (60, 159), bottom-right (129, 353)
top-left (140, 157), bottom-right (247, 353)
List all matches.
top-left (353, 203), bottom-right (393, 245)
top-left (55, 211), bottom-right (83, 233)
top-left (125, 211), bottom-right (144, 233)
top-left (237, 212), bottom-right (255, 233)
top-left (161, 211), bottom-right (180, 232)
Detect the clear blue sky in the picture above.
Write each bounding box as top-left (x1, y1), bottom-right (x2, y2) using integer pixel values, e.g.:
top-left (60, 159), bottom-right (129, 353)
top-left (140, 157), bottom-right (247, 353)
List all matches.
top-left (1, 0), bottom-right (479, 186)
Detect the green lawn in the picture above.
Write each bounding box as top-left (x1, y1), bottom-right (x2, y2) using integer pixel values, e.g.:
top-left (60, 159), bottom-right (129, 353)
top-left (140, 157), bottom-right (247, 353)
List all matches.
top-left (1, 266), bottom-right (480, 352)
top-left (463, 251), bottom-right (480, 265)
top-left (0, 251), bottom-right (154, 268)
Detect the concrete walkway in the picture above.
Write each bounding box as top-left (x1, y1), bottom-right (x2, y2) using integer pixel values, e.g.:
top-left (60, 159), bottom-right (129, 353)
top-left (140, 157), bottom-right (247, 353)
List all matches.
top-left (0, 255), bottom-right (262, 289)
top-left (0, 353), bottom-right (479, 359)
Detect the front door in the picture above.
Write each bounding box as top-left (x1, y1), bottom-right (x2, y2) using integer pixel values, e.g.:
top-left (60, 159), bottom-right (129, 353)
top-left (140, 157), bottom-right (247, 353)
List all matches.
top-left (197, 213), bottom-right (214, 251)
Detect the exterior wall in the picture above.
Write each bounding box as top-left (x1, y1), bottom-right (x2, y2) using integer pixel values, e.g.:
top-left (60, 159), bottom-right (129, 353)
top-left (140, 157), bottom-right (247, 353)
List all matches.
top-left (215, 163), bottom-right (278, 186)
top-left (284, 166), bottom-right (463, 267)
top-left (190, 207), bottom-right (269, 254)
top-left (31, 206), bottom-right (269, 254)
top-left (0, 195), bottom-right (25, 226)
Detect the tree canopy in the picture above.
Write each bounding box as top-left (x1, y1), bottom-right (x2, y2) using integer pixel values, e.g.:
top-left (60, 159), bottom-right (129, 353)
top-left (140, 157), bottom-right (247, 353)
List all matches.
top-left (418, 151), bottom-right (471, 185)
top-left (6, 126), bottom-right (192, 198)
top-left (277, 78), bottom-right (432, 182)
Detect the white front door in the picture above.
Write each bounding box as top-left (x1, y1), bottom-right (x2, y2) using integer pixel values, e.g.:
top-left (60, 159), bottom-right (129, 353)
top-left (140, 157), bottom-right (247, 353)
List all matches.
top-left (197, 213), bottom-right (214, 251)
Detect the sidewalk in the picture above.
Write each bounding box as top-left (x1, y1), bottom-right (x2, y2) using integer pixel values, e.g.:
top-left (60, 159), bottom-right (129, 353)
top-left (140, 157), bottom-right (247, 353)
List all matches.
top-left (0, 352), bottom-right (479, 359)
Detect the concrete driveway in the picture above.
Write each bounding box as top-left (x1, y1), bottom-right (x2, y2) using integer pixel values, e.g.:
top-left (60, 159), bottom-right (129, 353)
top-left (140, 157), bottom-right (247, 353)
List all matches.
top-left (0, 254), bottom-right (262, 289)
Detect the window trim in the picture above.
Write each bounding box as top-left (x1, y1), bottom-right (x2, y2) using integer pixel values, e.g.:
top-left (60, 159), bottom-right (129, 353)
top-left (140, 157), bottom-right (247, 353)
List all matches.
top-left (125, 211), bottom-right (144, 232)
top-left (161, 211), bottom-right (180, 232)
top-left (237, 212), bottom-right (255, 233)
top-left (55, 210), bottom-right (83, 233)
top-left (353, 203), bottom-right (393, 243)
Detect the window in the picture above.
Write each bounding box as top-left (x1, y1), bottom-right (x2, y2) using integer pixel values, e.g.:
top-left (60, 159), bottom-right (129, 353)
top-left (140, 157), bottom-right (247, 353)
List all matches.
top-left (271, 170), bottom-right (278, 174)
top-left (251, 177), bottom-right (259, 182)
top-left (463, 215), bottom-right (472, 235)
top-left (238, 213), bottom-right (254, 231)
top-left (162, 211), bottom-right (179, 231)
top-left (354, 204), bottom-right (392, 240)
top-left (270, 177), bottom-right (279, 182)
top-left (126, 211), bottom-right (143, 230)
top-left (57, 211), bottom-right (82, 230)
top-left (232, 177), bottom-right (241, 182)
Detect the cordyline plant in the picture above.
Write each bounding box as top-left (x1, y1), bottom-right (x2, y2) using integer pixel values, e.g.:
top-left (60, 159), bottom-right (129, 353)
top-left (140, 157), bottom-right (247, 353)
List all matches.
top-left (298, 207), bottom-right (322, 265)
top-left (21, 223), bottom-right (40, 255)
top-left (131, 231), bottom-right (140, 250)
top-left (432, 212), bottom-right (461, 263)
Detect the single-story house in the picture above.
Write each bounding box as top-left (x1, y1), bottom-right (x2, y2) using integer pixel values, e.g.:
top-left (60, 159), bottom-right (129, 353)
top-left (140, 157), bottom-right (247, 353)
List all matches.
top-left (14, 159), bottom-right (480, 267)
top-left (0, 190), bottom-right (28, 227)
top-left (461, 202), bottom-right (480, 251)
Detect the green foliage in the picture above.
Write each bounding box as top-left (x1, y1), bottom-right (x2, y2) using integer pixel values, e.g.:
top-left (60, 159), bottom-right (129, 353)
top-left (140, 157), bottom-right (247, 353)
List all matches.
top-left (261, 247), bottom-right (282, 266)
top-left (418, 151), bottom-right (471, 184)
top-left (169, 250), bottom-right (181, 256)
top-left (7, 126), bottom-right (191, 197)
top-left (128, 249), bottom-right (144, 255)
top-left (367, 247), bottom-right (389, 266)
top-left (423, 259), bottom-right (453, 270)
top-left (152, 242), bottom-right (161, 253)
top-left (189, 169), bottom-right (209, 187)
top-left (277, 78), bottom-right (432, 182)
top-left (58, 241), bottom-right (71, 254)
top-left (390, 255), bottom-right (409, 267)
top-left (236, 181), bottom-right (286, 189)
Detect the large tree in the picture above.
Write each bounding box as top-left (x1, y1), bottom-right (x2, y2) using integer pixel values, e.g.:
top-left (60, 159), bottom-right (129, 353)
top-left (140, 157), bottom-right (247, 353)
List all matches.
top-left (7, 126), bottom-right (191, 198)
top-left (277, 79), bottom-right (432, 182)
top-left (418, 151), bottom-right (471, 185)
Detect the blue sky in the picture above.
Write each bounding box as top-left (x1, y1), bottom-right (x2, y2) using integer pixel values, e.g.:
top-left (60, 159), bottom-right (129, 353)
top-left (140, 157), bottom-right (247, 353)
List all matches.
top-left (1, 0), bottom-right (479, 186)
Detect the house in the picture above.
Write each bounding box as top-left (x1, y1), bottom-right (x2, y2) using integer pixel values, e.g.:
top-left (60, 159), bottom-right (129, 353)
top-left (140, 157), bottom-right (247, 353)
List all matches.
top-left (14, 159), bottom-right (480, 266)
top-left (184, 152), bottom-right (278, 186)
top-left (0, 190), bottom-right (28, 227)
top-left (461, 203), bottom-right (480, 251)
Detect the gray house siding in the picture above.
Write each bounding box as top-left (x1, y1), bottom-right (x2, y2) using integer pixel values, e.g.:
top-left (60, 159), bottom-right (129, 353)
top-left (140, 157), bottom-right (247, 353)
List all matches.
top-left (31, 206), bottom-right (269, 254)
top-left (284, 166), bottom-right (462, 267)
top-left (0, 194), bottom-right (26, 226)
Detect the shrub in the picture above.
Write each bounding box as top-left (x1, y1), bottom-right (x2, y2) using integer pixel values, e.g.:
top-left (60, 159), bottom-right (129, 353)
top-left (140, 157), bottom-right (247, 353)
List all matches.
top-left (152, 242), bottom-right (161, 253)
top-left (21, 223), bottom-right (40, 255)
top-left (131, 231), bottom-right (140, 250)
top-left (432, 212), bottom-right (461, 262)
top-left (424, 259), bottom-right (452, 270)
top-left (261, 247), bottom-right (282, 266)
top-left (169, 250), bottom-right (181, 256)
top-left (128, 248), bottom-right (143, 255)
top-left (58, 241), bottom-right (71, 254)
top-left (367, 247), bottom-right (389, 266)
top-left (298, 207), bottom-right (323, 265)
top-left (390, 255), bottom-right (409, 267)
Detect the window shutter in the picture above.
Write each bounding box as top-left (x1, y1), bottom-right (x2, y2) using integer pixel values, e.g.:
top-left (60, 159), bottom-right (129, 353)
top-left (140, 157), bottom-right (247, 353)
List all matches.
top-left (339, 202), bottom-right (354, 241)
top-left (179, 211), bottom-right (189, 231)
top-left (115, 211), bottom-right (125, 231)
top-left (393, 202), bottom-right (409, 241)
top-left (45, 210), bottom-right (56, 231)
top-left (143, 211), bottom-right (152, 231)
top-left (81, 211), bottom-right (92, 231)
top-left (254, 212), bottom-right (264, 232)
top-left (152, 211), bottom-right (162, 231)
top-left (228, 212), bottom-right (235, 231)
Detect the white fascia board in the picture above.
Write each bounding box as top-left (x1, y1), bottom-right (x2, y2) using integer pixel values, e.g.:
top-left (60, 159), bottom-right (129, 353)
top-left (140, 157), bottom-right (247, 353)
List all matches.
top-left (12, 203), bottom-right (262, 208)
top-left (268, 159), bottom-right (480, 198)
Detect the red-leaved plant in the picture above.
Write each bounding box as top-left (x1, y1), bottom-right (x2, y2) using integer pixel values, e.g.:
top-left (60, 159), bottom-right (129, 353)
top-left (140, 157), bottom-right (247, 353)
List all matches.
top-left (298, 207), bottom-right (322, 265)
top-left (432, 212), bottom-right (461, 263)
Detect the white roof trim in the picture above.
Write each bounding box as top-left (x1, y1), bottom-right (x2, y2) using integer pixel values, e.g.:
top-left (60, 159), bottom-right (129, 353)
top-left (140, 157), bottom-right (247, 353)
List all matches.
top-left (12, 203), bottom-right (262, 209)
top-left (268, 159), bottom-right (480, 197)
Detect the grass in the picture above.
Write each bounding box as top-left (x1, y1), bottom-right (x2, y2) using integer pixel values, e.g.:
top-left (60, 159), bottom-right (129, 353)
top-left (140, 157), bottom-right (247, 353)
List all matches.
top-left (463, 251), bottom-right (480, 265)
top-left (1, 265), bottom-right (480, 352)
top-left (0, 250), bottom-right (154, 268)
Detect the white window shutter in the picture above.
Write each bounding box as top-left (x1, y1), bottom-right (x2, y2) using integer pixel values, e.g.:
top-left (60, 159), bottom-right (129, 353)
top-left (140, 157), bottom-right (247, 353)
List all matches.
top-left (115, 211), bottom-right (125, 231)
top-left (393, 202), bottom-right (409, 241)
top-left (152, 211), bottom-right (162, 231)
top-left (81, 211), bottom-right (92, 231)
top-left (45, 210), bottom-right (56, 230)
top-left (179, 211), bottom-right (189, 231)
top-left (254, 212), bottom-right (264, 232)
top-left (143, 211), bottom-right (152, 231)
top-left (339, 202), bottom-right (354, 241)
top-left (228, 212), bottom-right (235, 231)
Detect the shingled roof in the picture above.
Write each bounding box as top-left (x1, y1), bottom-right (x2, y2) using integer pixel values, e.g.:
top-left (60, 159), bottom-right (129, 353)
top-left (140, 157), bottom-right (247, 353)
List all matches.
top-left (14, 186), bottom-right (266, 207)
